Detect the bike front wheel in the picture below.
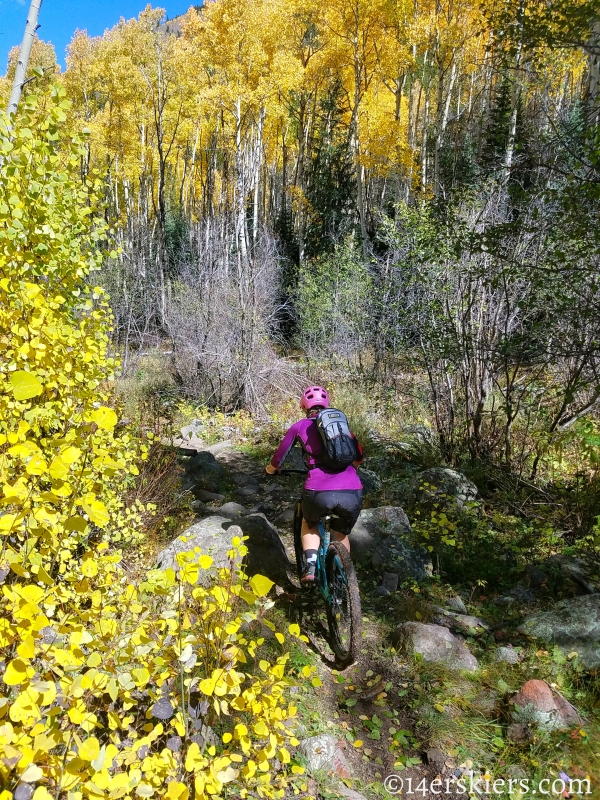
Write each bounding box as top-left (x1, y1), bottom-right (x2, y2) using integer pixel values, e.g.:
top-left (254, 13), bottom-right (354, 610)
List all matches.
top-left (325, 542), bottom-right (362, 667)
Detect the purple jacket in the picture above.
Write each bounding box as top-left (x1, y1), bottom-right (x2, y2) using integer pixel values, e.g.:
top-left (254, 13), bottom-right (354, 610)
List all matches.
top-left (270, 416), bottom-right (363, 491)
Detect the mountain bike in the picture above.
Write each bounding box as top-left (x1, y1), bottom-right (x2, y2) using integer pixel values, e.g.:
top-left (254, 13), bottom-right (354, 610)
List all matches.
top-left (280, 470), bottom-right (362, 668)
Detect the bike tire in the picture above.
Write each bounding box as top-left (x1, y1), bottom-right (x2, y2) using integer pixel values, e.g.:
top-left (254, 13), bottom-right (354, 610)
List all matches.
top-left (293, 500), bottom-right (305, 583)
top-left (325, 542), bottom-right (362, 668)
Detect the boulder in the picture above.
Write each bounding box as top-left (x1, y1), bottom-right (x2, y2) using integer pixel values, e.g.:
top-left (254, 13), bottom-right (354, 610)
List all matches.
top-left (186, 451), bottom-right (224, 491)
top-left (234, 513), bottom-right (294, 589)
top-left (275, 507), bottom-right (295, 526)
top-left (392, 622), bottom-right (478, 671)
top-left (156, 513), bottom-right (294, 590)
top-left (351, 506), bottom-right (432, 580)
top-left (235, 486), bottom-right (258, 499)
top-left (299, 735), bottom-right (351, 778)
top-left (357, 467), bottom-right (382, 494)
top-left (195, 489), bottom-right (225, 502)
top-left (181, 419), bottom-right (205, 441)
top-left (155, 517), bottom-right (242, 584)
top-left (446, 595), bottom-right (468, 615)
top-left (431, 608), bottom-right (489, 635)
top-left (495, 646), bottom-right (520, 664)
top-left (517, 594), bottom-right (600, 668)
top-left (232, 473), bottom-right (259, 488)
top-left (409, 467), bottom-right (478, 512)
top-left (217, 502), bottom-right (248, 519)
top-left (511, 680), bottom-right (581, 731)
top-left (538, 554), bottom-right (600, 596)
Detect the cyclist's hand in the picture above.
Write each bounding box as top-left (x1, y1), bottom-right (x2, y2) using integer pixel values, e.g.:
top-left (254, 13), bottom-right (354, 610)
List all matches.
top-left (265, 463), bottom-right (278, 475)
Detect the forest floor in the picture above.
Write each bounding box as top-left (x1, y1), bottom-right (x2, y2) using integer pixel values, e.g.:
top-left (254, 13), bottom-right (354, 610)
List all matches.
top-left (136, 434), bottom-right (600, 800)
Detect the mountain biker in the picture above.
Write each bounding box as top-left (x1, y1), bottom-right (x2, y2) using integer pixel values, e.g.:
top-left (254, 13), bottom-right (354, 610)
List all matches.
top-left (265, 386), bottom-right (363, 583)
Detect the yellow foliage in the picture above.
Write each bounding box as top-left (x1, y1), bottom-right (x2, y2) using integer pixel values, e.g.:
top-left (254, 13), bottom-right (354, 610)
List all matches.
top-left (0, 93), bottom-right (298, 800)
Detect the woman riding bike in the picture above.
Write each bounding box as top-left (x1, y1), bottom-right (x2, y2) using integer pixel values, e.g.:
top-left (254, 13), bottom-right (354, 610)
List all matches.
top-left (265, 386), bottom-right (364, 583)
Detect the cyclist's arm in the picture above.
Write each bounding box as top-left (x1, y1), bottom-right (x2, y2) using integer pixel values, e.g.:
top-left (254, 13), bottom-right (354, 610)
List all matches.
top-left (266, 422), bottom-right (300, 473)
top-left (352, 435), bottom-right (364, 468)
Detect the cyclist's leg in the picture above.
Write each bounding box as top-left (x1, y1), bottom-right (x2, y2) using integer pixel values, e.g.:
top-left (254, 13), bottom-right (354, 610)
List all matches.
top-left (330, 490), bottom-right (363, 553)
top-left (300, 490), bottom-right (328, 581)
top-left (330, 529), bottom-right (350, 551)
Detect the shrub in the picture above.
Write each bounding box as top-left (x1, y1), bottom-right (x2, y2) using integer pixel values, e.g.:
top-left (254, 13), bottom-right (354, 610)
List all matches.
top-left (0, 90), bottom-right (301, 800)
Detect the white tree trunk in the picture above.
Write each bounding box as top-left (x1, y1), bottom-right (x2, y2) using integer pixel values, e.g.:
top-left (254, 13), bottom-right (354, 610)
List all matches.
top-left (7, 0), bottom-right (44, 116)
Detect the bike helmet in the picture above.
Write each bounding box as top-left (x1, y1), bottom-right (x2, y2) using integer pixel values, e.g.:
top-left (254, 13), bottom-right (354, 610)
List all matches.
top-left (300, 385), bottom-right (329, 411)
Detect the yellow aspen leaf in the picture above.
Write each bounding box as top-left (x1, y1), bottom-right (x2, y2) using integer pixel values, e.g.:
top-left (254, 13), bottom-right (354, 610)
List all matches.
top-left (279, 747), bottom-right (290, 764)
top-left (291, 765), bottom-right (305, 774)
top-left (87, 652), bottom-right (102, 668)
top-left (249, 574), bottom-right (274, 597)
top-left (10, 370), bottom-right (43, 400)
top-left (90, 407), bottom-right (118, 430)
top-left (288, 623), bottom-right (301, 637)
top-left (353, 740), bottom-right (363, 748)
top-left (32, 789), bottom-right (53, 800)
top-left (216, 766), bottom-right (239, 784)
top-left (21, 764), bottom-right (43, 782)
top-left (81, 499), bottom-right (109, 527)
top-left (16, 635), bottom-right (35, 659)
top-left (48, 456), bottom-right (69, 480)
top-left (311, 677), bottom-right (322, 687)
top-left (238, 588), bottom-right (256, 604)
top-left (4, 658), bottom-right (33, 685)
top-left (222, 732), bottom-right (233, 743)
top-left (61, 446), bottom-right (82, 464)
top-left (81, 558), bottom-right (98, 578)
top-left (275, 632), bottom-right (284, 645)
top-left (301, 666), bottom-right (312, 678)
top-left (79, 737), bottom-right (100, 761)
top-left (132, 667), bottom-right (150, 687)
top-left (166, 782), bottom-right (189, 800)
top-left (253, 720), bottom-right (268, 737)
top-left (199, 678), bottom-right (215, 696)
top-left (198, 554), bottom-right (213, 569)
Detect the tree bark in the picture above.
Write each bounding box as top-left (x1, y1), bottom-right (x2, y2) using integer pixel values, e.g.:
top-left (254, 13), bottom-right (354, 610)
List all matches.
top-left (7, 0), bottom-right (44, 117)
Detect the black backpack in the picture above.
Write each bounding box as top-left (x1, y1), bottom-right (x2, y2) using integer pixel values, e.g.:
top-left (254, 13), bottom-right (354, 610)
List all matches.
top-left (315, 408), bottom-right (358, 470)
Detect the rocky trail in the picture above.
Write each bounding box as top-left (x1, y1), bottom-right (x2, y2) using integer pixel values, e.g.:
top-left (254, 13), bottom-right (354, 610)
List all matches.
top-left (149, 433), bottom-right (600, 799)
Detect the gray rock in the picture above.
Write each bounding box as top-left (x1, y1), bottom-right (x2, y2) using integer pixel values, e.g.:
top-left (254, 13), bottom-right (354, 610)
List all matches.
top-left (525, 564), bottom-right (549, 590)
top-left (381, 572), bottom-right (399, 593)
top-left (446, 595), bottom-right (468, 615)
top-left (409, 467), bottom-right (479, 512)
top-left (392, 622), bottom-right (478, 671)
top-left (351, 506), bottom-right (432, 580)
top-left (217, 502), bottom-right (248, 519)
top-left (518, 594), bottom-right (600, 668)
top-left (511, 680), bottom-right (581, 731)
top-left (495, 646), bottom-right (520, 664)
top-left (14, 786), bottom-right (34, 800)
top-left (506, 723), bottom-right (531, 743)
top-left (432, 608), bottom-right (489, 635)
top-left (540, 554), bottom-right (599, 595)
top-left (335, 785), bottom-right (369, 800)
top-left (157, 513), bottom-right (293, 589)
top-left (357, 467), bottom-right (382, 494)
top-left (299, 735), bottom-right (351, 778)
top-left (181, 419), bottom-right (205, 440)
top-left (507, 585), bottom-right (536, 602)
top-left (232, 473), bottom-right (259, 488)
top-left (155, 517), bottom-right (242, 584)
top-left (424, 748), bottom-right (445, 766)
top-left (195, 489), bottom-right (225, 502)
top-left (275, 507), bottom-right (295, 525)
top-left (234, 514), bottom-right (294, 588)
top-left (186, 452), bottom-right (224, 490)
top-left (235, 486), bottom-right (258, 499)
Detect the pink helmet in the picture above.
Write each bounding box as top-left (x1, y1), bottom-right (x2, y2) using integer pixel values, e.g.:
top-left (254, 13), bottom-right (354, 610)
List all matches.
top-left (300, 385), bottom-right (329, 411)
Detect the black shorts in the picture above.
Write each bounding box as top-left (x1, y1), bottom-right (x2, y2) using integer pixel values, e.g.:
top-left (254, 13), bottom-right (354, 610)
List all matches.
top-left (301, 489), bottom-right (363, 537)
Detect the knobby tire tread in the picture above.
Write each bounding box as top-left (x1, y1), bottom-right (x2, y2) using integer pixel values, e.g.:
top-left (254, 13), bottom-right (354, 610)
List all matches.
top-left (325, 541), bottom-right (361, 668)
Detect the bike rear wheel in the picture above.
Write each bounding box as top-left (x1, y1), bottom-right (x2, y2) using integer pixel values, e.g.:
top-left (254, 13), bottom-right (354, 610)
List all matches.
top-left (325, 542), bottom-right (362, 667)
top-left (293, 500), bottom-right (305, 583)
